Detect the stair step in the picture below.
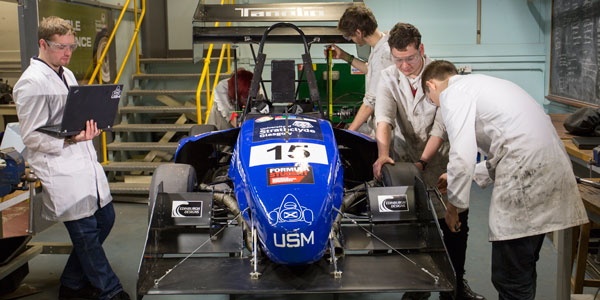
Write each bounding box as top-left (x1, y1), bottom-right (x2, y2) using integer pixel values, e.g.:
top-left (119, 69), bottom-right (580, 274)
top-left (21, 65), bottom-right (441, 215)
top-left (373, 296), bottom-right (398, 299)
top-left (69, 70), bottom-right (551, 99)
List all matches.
top-left (109, 182), bottom-right (149, 195)
top-left (127, 89), bottom-right (197, 96)
top-left (103, 161), bottom-right (166, 172)
top-left (132, 73), bottom-right (229, 80)
top-left (119, 106), bottom-right (199, 114)
top-left (112, 124), bottom-right (194, 132)
top-left (107, 142), bottom-right (179, 152)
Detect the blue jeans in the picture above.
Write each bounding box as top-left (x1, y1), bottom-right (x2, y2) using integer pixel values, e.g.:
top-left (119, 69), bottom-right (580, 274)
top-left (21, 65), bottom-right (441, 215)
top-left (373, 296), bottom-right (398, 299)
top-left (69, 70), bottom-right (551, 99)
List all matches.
top-left (491, 234), bottom-right (545, 300)
top-left (61, 202), bottom-right (123, 300)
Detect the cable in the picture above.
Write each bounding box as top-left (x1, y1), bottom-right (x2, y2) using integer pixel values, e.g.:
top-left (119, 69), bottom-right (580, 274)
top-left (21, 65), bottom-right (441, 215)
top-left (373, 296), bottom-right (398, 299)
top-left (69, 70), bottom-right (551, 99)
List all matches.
top-left (153, 208), bottom-right (248, 287)
top-left (332, 206), bottom-right (440, 284)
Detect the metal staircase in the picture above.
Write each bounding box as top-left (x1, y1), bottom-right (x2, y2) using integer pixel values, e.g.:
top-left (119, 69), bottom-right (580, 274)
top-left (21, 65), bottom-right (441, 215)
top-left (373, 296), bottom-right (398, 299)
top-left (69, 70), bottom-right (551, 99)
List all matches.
top-left (105, 56), bottom-right (228, 202)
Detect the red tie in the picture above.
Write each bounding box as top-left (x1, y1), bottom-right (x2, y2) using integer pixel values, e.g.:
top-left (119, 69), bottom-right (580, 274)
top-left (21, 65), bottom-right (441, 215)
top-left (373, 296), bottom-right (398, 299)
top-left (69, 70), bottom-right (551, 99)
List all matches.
top-left (410, 85), bottom-right (417, 97)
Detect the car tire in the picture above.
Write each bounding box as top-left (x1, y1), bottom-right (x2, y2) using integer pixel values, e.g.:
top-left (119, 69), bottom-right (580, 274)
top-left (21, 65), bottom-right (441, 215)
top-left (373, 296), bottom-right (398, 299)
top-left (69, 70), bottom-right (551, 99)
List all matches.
top-left (380, 162), bottom-right (422, 187)
top-left (148, 164), bottom-right (197, 222)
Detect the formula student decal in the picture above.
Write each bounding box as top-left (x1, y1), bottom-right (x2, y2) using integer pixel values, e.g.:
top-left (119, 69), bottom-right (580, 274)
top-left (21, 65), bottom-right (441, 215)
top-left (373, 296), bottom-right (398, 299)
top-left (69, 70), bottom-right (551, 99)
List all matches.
top-left (267, 165), bottom-right (315, 186)
top-left (253, 117), bottom-right (323, 142)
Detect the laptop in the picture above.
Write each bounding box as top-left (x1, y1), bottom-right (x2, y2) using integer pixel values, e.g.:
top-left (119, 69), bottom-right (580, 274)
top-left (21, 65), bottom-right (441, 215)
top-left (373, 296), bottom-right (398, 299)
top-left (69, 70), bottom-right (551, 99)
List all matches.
top-left (37, 84), bottom-right (122, 137)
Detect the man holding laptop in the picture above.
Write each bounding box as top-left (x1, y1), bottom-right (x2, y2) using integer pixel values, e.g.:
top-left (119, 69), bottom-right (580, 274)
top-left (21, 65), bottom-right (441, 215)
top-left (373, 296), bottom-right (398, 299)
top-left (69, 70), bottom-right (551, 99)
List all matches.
top-left (13, 16), bottom-right (129, 300)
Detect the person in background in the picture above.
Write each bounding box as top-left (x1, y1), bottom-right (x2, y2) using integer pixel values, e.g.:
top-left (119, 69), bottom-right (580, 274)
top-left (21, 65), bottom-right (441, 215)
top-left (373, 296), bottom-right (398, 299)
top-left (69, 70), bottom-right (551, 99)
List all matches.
top-left (206, 69), bottom-right (253, 130)
top-left (13, 16), bottom-right (129, 300)
top-left (329, 4), bottom-right (393, 136)
top-left (423, 60), bottom-right (588, 300)
top-left (372, 23), bottom-right (485, 300)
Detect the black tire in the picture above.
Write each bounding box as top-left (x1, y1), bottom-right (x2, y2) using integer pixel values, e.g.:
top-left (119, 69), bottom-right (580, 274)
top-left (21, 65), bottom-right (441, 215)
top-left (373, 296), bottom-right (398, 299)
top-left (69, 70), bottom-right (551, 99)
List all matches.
top-left (380, 162), bottom-right (422, 187)
top-left (190, 124), bottom-right (217, 137)
top-left (148, 164), bottom-right (197, 222)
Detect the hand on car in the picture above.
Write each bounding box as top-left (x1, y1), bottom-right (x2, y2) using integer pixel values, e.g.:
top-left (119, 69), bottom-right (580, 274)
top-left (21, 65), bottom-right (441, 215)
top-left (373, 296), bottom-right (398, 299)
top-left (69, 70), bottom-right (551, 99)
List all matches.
top-left (325, 44), bottom-right (346, 60)
top-left (445, 201), bottom-right (461, 233)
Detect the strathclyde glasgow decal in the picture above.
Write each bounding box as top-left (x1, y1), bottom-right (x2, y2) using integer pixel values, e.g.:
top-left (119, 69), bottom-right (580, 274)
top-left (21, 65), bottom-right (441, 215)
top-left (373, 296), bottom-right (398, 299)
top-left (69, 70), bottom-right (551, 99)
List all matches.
top-left (171, 201), bottom-right (203, 218)
top-left (378, 195), bottom-right (409, 212)
top-left (267, 165), bottom-right (314, 186)
top-left (252, 118), bottom-right (323, 142)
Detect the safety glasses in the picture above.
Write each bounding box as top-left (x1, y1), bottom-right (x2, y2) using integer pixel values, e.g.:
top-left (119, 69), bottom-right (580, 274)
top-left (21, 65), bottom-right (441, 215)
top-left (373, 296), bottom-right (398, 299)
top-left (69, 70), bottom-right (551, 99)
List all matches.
top-left (45, 39), bottom-right (78, 52)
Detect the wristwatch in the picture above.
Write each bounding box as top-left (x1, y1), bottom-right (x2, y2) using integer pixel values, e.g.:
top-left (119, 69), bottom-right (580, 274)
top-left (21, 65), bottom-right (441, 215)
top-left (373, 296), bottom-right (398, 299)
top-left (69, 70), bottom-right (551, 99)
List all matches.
top-left (346, 54), bottom-right (354, 64)
top-left (417, 159), bottom-right (428, 170)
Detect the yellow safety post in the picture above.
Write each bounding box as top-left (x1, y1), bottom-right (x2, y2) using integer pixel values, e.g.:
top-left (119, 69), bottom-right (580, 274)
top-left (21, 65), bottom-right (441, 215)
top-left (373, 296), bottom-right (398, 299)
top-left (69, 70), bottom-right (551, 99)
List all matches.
top-left (134, 0), bottom-right (140, 75)
top-left (328, 49), bottom-right (333, 120)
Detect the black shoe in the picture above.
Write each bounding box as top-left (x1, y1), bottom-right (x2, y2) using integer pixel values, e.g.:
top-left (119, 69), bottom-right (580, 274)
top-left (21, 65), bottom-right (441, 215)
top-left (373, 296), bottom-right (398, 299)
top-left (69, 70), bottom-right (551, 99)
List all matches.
top-left (457, 279), bottom-right (486, 300)
top-left (109, 291), bottom-right (130, 300)
top-left (58, 284), bottom-right (100, 300)
top-left (402, 291), bottom-right (431, 300)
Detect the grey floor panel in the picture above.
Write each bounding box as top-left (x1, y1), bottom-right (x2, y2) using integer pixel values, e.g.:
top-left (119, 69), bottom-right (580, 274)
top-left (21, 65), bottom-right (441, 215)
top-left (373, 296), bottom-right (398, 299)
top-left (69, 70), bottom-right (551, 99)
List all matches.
top-left (17, 185), bottom-right (569, 299)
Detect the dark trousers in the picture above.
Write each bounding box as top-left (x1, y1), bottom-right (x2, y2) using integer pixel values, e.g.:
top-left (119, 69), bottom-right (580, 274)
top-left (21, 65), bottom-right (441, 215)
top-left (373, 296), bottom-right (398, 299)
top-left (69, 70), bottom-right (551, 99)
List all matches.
top-left (439, 209), bottom-right (470, 283)
top-left (491, 234), bottom-right (545, 300)
top-left (61, 202), bottom-right (123, 300)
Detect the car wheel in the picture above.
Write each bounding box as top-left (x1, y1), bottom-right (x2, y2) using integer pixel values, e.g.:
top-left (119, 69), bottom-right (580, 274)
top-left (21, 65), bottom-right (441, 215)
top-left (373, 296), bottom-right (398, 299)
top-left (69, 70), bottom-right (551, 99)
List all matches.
top-left (148, 163), bottom-right (197, 222)
top-left (380, 162), bottom-right (422, 187)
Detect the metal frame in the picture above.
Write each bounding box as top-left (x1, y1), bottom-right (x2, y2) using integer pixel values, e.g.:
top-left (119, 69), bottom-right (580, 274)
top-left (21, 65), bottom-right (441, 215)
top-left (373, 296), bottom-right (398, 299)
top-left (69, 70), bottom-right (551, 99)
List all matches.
top-left (192, 1), bottom-right (364, 45)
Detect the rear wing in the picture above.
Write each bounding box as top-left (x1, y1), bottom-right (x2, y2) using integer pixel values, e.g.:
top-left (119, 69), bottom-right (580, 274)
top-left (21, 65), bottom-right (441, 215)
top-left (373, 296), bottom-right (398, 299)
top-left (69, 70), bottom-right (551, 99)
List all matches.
top-left (192, 2), bottom-right (364, 45)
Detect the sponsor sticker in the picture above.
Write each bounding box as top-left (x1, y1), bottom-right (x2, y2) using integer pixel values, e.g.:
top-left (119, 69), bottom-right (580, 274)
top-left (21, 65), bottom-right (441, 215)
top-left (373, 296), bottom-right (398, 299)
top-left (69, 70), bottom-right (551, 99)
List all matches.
top-left (351, 66), bottom-right (364, 75)
top-left (171, 201), bottom-right (203, 218)
top-left (253, 118), bottom-right (323, 142)
top-left (111, 86), bottom-right (122, 99)
top-left (267, 165), bottom-right (314, 186)
top-left (377, 195), bottom-right (409, 212)
top-left (255, 116), bottom-right (273, 123)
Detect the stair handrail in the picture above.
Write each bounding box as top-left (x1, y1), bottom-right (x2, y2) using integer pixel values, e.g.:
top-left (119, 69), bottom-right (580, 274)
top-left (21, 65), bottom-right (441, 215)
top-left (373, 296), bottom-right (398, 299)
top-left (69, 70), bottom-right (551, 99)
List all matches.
top-left (205, 44), bottom-right (228, 124)
top-left (195, 0), bottom-right (233, 125)
top-left (87, 0), bottom-right (132, 85)
top-left (86, 0), bottom-right (145, 164)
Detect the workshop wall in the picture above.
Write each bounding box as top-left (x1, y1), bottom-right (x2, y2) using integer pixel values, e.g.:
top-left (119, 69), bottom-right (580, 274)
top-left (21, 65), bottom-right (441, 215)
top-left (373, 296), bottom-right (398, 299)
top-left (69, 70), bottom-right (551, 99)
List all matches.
top-left (89, 0), bottom-right (139, 98)
top-left (0, 1), bottom-right (21, 86)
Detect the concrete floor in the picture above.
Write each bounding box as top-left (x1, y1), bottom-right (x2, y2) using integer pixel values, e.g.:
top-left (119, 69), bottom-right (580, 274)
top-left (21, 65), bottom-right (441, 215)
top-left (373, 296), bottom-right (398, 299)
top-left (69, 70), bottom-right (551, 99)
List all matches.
top-left (9, 184), bottom-right (585, 300)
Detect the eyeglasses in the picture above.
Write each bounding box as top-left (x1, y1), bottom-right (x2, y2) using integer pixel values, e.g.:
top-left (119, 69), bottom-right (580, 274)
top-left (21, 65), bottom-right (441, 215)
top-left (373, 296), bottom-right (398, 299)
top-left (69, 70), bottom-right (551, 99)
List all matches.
top-left (392, 53), bottom-right (421, 65)
top-left (342, 33), bottom-right (353, 41)
top-left (45, 39), bottom-right (78, 51)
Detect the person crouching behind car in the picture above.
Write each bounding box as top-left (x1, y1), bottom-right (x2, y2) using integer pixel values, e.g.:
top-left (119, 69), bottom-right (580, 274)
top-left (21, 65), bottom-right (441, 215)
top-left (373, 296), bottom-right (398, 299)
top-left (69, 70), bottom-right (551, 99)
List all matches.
top-left (206, 69), bottom-right (253, 130)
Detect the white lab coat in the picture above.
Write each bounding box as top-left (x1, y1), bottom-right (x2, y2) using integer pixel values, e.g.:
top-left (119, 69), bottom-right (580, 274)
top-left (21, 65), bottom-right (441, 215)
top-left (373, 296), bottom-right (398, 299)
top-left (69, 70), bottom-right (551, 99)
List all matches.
top-left (206, 79), bottom-right (234, 131)
top-left (441, 74), bottom-right (588, 241)
top-left (375, 56), bottom-right (449, 191)
top-left (359, 33), bottom-right (394, 136)
top-left (14, 58), bottom-right (112, 222)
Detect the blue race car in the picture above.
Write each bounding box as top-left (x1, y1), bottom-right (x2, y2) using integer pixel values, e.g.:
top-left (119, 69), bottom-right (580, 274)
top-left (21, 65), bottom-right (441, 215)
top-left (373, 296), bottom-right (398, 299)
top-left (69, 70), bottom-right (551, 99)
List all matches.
top-left (137, 23), bottom-right (455, 299)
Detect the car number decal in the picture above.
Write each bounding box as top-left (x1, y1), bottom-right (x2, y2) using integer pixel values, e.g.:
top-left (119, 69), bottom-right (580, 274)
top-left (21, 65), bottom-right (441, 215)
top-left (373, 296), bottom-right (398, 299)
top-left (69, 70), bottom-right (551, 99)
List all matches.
top-left (249, 143), bottom-right (328, 167)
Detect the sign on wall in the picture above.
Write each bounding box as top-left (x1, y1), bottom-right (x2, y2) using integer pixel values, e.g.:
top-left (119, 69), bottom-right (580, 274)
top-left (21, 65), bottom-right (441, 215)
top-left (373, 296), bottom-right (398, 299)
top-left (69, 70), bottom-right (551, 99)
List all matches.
top-left (38, 0), bottom-right (116, 83)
